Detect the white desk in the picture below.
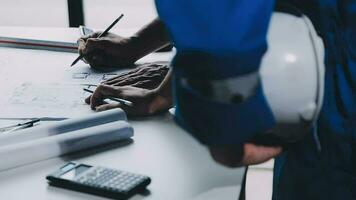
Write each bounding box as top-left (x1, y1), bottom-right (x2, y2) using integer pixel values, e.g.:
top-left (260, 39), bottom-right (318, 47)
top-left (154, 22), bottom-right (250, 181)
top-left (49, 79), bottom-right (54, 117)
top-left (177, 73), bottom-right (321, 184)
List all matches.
top-left (0, 27), bottom-right (244, 200)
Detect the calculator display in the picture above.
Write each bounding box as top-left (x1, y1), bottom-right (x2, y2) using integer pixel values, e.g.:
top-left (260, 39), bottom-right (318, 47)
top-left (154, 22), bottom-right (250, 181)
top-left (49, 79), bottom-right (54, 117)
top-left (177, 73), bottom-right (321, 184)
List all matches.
top-left (60, 165), bottom-right (91, 180)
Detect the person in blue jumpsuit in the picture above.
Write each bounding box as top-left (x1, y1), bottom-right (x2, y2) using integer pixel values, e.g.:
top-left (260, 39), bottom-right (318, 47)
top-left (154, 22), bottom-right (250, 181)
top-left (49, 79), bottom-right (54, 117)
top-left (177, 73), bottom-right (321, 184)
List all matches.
top-left (81, 0), bottom-right (356, 199)
top-left (153, 1), bottom-right (356, 199)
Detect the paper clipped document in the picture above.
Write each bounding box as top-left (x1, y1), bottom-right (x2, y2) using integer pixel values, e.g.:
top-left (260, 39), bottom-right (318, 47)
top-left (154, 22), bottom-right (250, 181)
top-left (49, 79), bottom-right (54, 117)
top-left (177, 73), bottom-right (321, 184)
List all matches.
top-left (0, 120), bottom-right (133, 172)
top-left (0, 109), bottom-right (127, 146)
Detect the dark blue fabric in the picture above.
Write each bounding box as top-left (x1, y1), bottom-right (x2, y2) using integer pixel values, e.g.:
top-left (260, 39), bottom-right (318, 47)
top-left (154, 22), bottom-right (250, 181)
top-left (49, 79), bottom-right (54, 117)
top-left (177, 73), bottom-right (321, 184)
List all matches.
top-left (155, 0), bottom-right (275, 78)
top-left (173, 70), bottom-right (275, 145)
top-left (155, 0), bottom-right (356, 199)
top-left (171, 51), bottom-right (266, 80)
top-left (155, 0), bottom-right (276, 144)
top-left (272, 1), bottom-right (356, 200)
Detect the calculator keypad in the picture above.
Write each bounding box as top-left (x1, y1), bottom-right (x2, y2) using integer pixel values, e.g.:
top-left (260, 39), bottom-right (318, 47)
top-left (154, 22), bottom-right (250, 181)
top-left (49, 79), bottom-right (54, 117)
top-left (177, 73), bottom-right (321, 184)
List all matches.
top-left (76, 167), bottom-right (147, 193)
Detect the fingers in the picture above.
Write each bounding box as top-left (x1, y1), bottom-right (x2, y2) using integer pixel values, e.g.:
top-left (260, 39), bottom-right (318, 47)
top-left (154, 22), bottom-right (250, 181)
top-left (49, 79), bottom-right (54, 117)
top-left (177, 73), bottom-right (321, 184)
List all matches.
top-left (79, 38), bottom-right (116, 69)
top-left (89, 84), bottom-right (136, 110)
top-left (79, 31), bottom-right (102, 42)
top-left (85, 96), bottom-right (91, 104)
top-left (78, 38), bottom-right (110, 58)
top-left (103, 63), bottom-right (166, 84)
top-left (103, 64), bottom-right (169, 89)
top-left (78, 31), bottom-right (109, 55)
top-left (83, 38), bottom-right (111, 55)
top-left (85, 52), bottom-right (106, 69)
top-left (116, 75), bottom-right (164, 89)
top-left (95, 103), bottom-right (121, 112)
top-left (78, 39), bottom-right (86, 56)
top-left (103, 68), bottom-right (141, 84)
top-left (85, 94), bottom-right (120, 112)
top-left (86, 84), bottom-right (166, 117)
top-left (242, 143), bottom-right (282, 165)
top-left (95, 102), bottom-right (136, 116)
top-left (130, 80), bottom-right (159, 89)
top-left (77, 32), bottom-right (102, 54)
top-left (90, 84), bottom-right (120, 110)
top-left (111, 75), bottom-right (156, 86)
top-left (209, 143), bottom-right (282, 168)
top-left (90, 95), bottom-right (134, 116)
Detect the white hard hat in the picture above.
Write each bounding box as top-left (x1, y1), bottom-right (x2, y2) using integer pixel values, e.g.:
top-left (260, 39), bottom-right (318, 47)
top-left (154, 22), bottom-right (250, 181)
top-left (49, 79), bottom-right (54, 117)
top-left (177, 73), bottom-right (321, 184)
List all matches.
top-left (172, 11), bottom-right (325, 145)
top-left (260, 12), bottom-right (325, 142)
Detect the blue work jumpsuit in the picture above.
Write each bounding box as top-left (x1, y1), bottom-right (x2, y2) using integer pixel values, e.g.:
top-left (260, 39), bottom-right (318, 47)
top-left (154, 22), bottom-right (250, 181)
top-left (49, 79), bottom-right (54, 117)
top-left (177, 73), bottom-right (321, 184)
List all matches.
top-left (155, 0), bottom-right (356, 199)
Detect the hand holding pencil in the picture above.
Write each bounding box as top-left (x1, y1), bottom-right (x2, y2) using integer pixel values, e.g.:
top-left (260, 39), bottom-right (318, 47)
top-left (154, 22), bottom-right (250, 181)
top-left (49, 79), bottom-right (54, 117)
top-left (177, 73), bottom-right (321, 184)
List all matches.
top-left (74, 14), bottom-right (139, 70)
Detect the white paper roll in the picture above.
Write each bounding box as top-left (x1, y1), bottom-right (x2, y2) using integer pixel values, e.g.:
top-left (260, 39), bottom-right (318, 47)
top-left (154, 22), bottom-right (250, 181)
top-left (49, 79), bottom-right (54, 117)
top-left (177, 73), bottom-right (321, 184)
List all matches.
top-left (0, 108), bottom-right (127, 146)
top-left (0, 121), bottom-right (133, 172)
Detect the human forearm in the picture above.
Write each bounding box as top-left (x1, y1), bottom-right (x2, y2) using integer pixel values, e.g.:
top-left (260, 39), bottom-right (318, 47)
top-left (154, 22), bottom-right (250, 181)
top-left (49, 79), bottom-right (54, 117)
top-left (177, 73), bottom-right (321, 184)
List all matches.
top-left (129, 18), bottom-right (172, 61)
top-left (78, 18), bottom-right (172, 70)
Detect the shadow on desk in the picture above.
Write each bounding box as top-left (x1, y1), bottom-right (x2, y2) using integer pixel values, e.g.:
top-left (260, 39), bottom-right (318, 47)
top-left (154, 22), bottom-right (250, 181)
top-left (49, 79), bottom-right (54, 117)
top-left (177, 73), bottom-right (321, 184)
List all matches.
top-left (60, 139), bottom-right (133, 161)
top-left (46, 185), bottom-right (151, 200)
top-left (127, 111), bottom-right (173, 123)
top-left (0, 139), bottom-right (133, 180)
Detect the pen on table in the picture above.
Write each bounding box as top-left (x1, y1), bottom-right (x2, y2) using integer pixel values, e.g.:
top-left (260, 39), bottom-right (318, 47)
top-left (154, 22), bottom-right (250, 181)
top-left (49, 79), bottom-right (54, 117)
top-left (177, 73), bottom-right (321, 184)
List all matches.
top-left (83, 88), bottom-right (133, 107)
top-left (71, 14), bottom-right (124, 67)
top-left (0, 118), bottom-right (40, 133)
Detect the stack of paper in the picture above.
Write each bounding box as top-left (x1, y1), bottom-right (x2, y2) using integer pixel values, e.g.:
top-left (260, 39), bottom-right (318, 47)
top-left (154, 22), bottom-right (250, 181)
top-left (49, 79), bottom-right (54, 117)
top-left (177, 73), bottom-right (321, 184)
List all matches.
top-left (0, 109), bottom-right (133, 171)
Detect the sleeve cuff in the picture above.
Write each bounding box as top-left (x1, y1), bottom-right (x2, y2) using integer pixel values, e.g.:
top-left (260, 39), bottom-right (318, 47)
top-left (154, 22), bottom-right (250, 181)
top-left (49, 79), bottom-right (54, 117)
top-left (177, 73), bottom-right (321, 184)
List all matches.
top-left (174, 75), bottom-right (276, 145)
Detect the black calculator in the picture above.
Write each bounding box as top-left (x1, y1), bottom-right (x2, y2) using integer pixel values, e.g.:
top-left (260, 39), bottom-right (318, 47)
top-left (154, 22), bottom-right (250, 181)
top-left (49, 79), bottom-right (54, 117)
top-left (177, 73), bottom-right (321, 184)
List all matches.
top-left (46, 162), bottom-right (151, 200)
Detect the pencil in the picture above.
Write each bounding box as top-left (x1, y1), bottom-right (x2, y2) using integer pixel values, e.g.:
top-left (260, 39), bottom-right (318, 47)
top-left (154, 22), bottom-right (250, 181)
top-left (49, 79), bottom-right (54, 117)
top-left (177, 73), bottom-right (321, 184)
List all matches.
top-left (83, 88), bottom-right (133, 107)
top-left (71, 14), bottom-right (124, 67)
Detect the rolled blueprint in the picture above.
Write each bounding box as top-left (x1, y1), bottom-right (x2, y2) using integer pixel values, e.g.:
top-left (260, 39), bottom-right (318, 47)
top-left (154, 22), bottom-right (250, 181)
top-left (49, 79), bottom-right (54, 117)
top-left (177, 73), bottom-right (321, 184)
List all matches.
top-left (0, 121), bottom-right (133, 172)
top-left (0, 108), bottom-right (127, 146)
